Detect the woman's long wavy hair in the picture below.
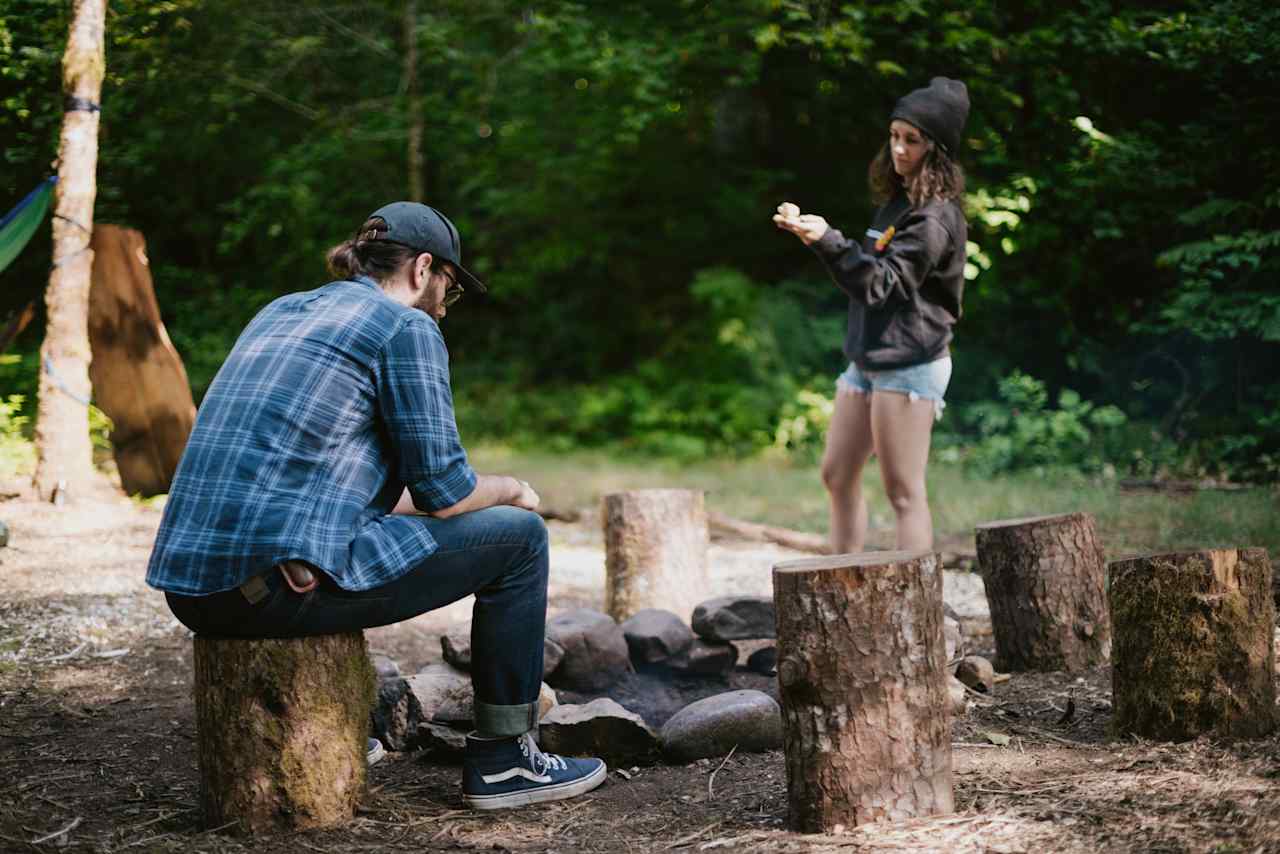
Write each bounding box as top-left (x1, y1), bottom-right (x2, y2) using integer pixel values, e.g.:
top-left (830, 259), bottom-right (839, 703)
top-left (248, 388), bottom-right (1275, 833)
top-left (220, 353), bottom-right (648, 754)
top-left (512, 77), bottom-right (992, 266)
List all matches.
top-left (868, 135), bottom-right (965, 207)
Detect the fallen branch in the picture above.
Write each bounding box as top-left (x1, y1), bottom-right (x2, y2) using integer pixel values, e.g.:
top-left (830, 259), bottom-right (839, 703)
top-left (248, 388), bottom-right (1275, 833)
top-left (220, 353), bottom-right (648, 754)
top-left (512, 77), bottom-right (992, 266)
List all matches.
top-left (707, 512), bottom-right (830, 554)
top-left (706, 744), bottom-right (738, 799)
top-left (536, 507), bottom-right (582, 523)
top-left (30, 816), bottom-right (82, 845)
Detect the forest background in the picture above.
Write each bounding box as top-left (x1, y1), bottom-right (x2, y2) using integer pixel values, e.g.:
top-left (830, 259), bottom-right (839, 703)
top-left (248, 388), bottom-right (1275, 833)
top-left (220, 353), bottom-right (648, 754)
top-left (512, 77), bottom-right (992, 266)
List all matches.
top-left (1, 0), bottom-right (1278, 483)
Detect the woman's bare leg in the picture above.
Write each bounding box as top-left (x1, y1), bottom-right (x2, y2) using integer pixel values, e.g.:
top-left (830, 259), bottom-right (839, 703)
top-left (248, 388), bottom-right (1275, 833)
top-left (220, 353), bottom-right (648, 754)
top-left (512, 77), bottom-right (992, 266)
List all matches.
top-left (821, 387), bottom-right (875, 553)
top-left (871, 391), bottom-right (938, 551)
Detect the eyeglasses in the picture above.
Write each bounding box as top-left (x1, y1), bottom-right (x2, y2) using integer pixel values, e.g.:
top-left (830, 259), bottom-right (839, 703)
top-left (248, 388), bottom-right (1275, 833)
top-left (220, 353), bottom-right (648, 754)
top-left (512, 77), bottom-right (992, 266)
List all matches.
top-left (441, 269), bottom-right (464, 308)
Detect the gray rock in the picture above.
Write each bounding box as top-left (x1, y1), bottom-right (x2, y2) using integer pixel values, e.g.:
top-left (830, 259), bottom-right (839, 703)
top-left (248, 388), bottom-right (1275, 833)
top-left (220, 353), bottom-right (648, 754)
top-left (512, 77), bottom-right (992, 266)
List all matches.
top-left (944, 614), bottom-right (964, 663)
top-left (443, 623), bottom-right (566, 679)
top-left (408, 664), bottom-right (559, 725)
top-left (691, 596), bottom-right (775, 641)
top-left (0, 519), bottom-right (8, 548)
top-left (620, 609), bottom-right (694, 666)
top-left (539, 698), bottom-right (658, 765)
top-left (369, 653), bottom-right (400, 680)
top-left (407, 663), bottom-right (475, 723)
top-left (545, 609), bottom-right (632, 691)
top-left (947, 674), bottom-right (969, 716)
top-left (370, 677), bottom-right (423, 752)
top-left (419, 721), bottom-right (468, 757)
top-left (660, 690), bottom-right (783, 762)
top-left (372, 670), bottom-right (555, 758)
top-left (543, 637), bottom-right (565, 678)
top-left (746, 645), bottom-right (777, 676)
top-left (441, 625), bottom-right (471, 670)
top-left (955, 655), bottom-right (995, 694)
top-left (667, 639), bottom-right (738, 676)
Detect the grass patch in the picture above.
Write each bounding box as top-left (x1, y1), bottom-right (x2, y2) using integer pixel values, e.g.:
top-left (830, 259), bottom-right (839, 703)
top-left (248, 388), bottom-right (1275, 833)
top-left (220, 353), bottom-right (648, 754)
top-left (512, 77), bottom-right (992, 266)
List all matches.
top-left (469, 443), bottom-right (1279, 559)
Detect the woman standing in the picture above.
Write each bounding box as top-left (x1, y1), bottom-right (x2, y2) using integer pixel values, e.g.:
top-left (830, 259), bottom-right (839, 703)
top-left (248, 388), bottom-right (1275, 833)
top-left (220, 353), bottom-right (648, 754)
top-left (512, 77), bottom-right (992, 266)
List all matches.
top-left (774, 77), bottom-right (969, 553)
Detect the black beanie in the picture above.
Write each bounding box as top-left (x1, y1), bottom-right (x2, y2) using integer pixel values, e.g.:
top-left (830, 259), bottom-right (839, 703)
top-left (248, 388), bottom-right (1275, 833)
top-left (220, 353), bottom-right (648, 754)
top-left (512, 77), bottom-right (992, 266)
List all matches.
top-left (889, 77), bottom-right (970, 155)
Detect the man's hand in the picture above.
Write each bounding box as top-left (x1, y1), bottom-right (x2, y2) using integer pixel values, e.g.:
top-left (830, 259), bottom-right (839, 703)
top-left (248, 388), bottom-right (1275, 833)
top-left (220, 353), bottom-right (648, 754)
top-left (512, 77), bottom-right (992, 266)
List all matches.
top-left (772, 201), bottom-right (830, 246)
top-left (512, 478), bottom-right (541, 512)
top-left (395, 475), bottom-right (541, 518)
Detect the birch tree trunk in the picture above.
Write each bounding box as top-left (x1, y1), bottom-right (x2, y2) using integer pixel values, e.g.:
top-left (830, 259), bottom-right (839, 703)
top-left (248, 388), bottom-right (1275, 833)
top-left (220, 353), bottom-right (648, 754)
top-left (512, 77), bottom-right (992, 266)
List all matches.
top-left (33, 0), bottom-right (106, 501)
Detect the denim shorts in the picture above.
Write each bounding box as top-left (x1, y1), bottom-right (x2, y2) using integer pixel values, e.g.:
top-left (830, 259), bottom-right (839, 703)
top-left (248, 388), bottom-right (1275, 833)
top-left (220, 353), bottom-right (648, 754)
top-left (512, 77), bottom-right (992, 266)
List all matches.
top-left (836, 356), bottom-right (953, 420)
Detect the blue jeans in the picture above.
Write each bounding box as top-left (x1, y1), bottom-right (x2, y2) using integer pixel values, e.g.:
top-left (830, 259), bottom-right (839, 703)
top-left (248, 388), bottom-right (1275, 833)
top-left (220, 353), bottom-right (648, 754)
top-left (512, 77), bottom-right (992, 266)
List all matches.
top-left (165, 506), bottom-right (549, 736)
top-left (836, 356), bottom-right (953, 420)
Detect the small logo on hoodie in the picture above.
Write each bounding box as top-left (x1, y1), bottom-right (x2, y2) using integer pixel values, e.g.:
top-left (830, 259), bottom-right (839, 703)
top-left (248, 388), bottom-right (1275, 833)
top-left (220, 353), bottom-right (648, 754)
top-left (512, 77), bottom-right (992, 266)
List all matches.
top-left (874, 225), bottom-right (896, 252)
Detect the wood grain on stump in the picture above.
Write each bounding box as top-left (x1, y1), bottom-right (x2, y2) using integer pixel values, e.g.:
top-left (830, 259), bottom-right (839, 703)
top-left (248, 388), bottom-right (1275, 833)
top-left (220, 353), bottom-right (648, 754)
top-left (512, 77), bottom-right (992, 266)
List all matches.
top-left (1110, 548), bottom-right (1275, 742)
top-left (772, 550), bottom-right (953, 831)
top-left (975, 512), bottom-right (1111, 672)
top-left (193, 633), bottom-right (376, 834)
top-left (603, 489), bottom-right (710, 622)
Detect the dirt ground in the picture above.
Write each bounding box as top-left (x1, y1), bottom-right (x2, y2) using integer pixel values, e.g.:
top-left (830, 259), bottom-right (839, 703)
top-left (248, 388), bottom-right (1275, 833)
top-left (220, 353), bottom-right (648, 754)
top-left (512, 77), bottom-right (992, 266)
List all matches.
top-left (3, 481), bottom-right (1280, 853)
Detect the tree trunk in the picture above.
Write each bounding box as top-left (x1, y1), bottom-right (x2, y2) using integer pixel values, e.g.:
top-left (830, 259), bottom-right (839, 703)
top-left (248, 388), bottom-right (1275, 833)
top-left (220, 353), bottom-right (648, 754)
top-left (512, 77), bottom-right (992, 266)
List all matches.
top-left (193, 633), bottom-right (376, 834)
top-left (975, 512), bottom-right (1111, 672)
top-left (403, 0), bottom-right (424, 202)
top-left (87, 225), bottom-right (195, 496)
top-left (603, 489), bottom-right (710, 623)
top-left (772, 550), bottom-right (953, 831)
top-left (33, 0), bottom-right (106, 501)
top-left (1110, 548), bottom-right (1275, 742)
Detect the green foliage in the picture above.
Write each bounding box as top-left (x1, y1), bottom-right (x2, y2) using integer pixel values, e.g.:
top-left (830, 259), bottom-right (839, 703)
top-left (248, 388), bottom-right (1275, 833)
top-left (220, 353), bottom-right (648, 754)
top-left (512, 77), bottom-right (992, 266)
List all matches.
top-left (949, 372), bottom-right (1128, 476)
top-left (0, 393), bottom-right (34, 478)
top-left (2, 0), bottom-right (1277, 480)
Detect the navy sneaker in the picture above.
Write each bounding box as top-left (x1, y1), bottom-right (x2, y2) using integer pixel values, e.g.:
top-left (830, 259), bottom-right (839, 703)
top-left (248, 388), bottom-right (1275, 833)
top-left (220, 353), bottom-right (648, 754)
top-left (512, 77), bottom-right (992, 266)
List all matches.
top-left (367, 737), bottom-right (386, 767)
top-left (463, 732), bottom-right (607, 810)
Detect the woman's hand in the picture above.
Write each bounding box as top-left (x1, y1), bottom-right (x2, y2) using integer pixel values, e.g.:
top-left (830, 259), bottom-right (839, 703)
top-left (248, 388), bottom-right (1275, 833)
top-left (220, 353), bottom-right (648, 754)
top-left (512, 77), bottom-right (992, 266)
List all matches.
top-left (773, 201), bottom-right (829, 246)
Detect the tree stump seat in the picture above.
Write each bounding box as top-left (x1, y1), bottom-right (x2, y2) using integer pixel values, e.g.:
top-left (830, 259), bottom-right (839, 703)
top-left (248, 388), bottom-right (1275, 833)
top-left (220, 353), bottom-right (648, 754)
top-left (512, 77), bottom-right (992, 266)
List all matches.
top-left (193, 632), bottom-right (376, 835)
top-left (975, 512), bottom-right (1111, 672)
top-left (603, 489), bottom-right (710, 622)
top-left (772, 550), bottom-right (953, 831)
top-left (1109, 548), bottom-right (1275, 741)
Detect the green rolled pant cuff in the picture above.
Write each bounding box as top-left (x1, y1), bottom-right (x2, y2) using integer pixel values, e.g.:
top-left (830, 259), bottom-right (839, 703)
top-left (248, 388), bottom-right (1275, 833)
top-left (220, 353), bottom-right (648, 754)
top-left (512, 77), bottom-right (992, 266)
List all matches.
top-left (474, 701), bottom-right (538, 736)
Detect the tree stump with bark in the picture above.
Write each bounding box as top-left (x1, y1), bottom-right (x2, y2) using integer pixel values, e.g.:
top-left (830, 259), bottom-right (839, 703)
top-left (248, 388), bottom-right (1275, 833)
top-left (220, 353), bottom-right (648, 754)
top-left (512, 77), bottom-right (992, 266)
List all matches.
top-left (975, 512), bottom-right (1111, 672)
top-left (772, 550), bottom-right (953, 831)
top-left (1110, 548), bottom-right (1275, 741)
top-left (603, 489), bottom-right (710, 622)
top-left (88, 225), bottom-right (196, 496)
top-left (193, 633), bottom-right (376, 834)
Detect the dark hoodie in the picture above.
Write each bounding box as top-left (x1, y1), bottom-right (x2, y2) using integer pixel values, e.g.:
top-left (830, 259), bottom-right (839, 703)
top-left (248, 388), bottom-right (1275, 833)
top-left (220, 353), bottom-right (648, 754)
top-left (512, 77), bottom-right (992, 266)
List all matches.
top-left (811, 191), bottom-right (966, 370)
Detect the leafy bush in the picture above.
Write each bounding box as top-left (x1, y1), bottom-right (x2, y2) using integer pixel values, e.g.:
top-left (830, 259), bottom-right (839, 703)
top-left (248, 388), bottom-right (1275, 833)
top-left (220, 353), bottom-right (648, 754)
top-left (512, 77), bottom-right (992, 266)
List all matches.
top-left (950, 372), bottom-right (1128, 476)
top-left (0, 394), bottom-right (34, 478)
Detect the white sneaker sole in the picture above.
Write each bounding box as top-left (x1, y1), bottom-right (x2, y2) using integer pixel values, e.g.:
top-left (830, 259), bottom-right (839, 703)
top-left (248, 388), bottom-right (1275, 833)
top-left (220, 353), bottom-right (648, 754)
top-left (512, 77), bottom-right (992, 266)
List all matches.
top-left (367, 741), bottom-right (387, 767)
top-left (464, 762), bottom-right (608, 810)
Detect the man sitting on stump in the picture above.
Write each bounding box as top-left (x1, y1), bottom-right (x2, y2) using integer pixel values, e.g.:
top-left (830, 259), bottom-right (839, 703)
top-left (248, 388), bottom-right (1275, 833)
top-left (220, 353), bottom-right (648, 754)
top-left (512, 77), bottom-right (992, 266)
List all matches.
top-left (145, 202), bottom-right (606, 810)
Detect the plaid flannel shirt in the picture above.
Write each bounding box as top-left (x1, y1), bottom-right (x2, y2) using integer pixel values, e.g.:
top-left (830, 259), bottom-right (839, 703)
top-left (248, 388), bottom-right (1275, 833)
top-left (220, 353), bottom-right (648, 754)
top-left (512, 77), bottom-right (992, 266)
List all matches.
top-left (146, 276), bottom-right (477, 595)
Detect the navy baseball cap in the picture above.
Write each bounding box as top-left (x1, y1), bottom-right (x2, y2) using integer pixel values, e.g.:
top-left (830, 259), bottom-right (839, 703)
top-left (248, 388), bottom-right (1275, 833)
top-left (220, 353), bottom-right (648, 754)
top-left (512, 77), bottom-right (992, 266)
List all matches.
top-left (368, 201), bottom-right (488, 294)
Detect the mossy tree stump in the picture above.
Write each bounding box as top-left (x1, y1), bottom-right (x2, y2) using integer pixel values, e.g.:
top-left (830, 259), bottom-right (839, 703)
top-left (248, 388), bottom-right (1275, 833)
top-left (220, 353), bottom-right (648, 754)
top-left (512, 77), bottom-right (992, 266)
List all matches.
top-left (975, 512), bottom-right (1111, 672)
top-left (1110, 548), bottom-right (1275, 742)
top-left (193, 633), bottom-right (376, 834)
top-left (603, 489), bottom-right (710, 622)
top-left (772, 550), bottom-right (953, 832)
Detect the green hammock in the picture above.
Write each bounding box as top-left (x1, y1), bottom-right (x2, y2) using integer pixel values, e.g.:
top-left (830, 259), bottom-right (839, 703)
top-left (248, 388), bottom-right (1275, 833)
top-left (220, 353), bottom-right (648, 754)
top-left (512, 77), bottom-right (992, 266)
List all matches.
top-left (0, 177), bottom-right (56, 275)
